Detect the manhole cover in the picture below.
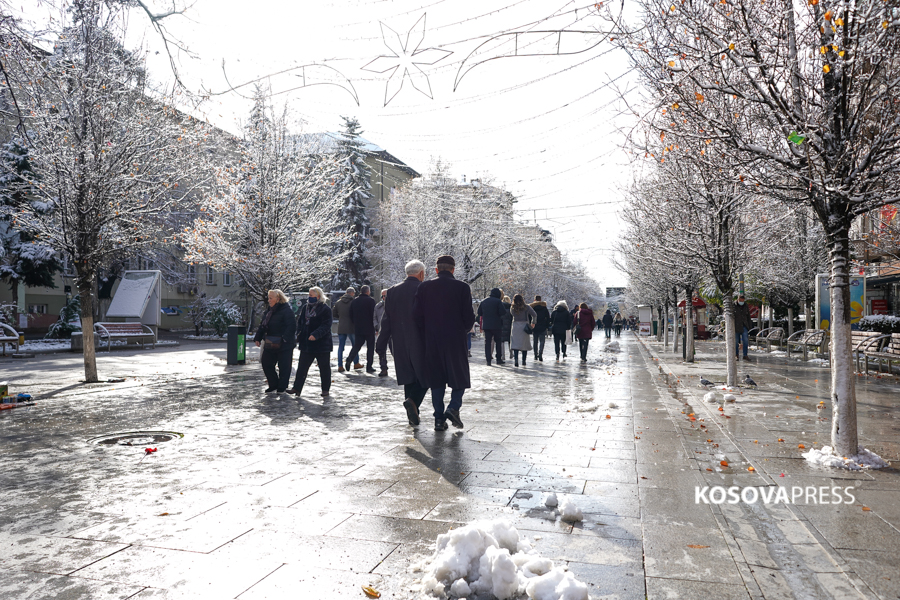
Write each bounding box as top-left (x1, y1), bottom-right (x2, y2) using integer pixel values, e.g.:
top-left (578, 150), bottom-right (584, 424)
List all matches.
top-left (88, 431), bottom-right (184, 446)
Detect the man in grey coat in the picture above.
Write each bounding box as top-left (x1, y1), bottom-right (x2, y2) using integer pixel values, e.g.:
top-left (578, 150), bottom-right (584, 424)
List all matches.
top-left (376, 260), bottom-right (429, 426)
top-left (333, 287), bottom-right (359, 372)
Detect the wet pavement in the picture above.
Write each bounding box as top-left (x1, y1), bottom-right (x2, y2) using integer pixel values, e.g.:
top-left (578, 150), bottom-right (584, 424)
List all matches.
top-left (0, 334), bottom-right (897, 599)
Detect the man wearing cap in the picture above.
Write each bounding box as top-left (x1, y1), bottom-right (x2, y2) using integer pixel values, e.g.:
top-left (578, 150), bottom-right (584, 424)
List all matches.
top-left (413, 255), bottom-right (476, 431)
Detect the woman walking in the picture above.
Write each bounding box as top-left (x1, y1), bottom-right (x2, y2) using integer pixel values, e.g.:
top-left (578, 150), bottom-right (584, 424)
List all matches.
top-left (550, 300), bottom-right (571, 361)
top-left (509, 294), bottom-right (536, 366)
top-left (575, 303), bottom-right (594, 362)
top-left (254, 289), bottom-right (297, 393)
top-left (613, 312), bottom-right (624, 337)
top-left (500, 295), bottom-right (513, 361)
top-left (288, 287), bottom-right (333, 397)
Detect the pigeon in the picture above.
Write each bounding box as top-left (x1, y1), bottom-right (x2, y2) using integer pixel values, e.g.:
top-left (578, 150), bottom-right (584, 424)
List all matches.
top-left (743, 374), bottom-right (758, 387)
top-left (699, 376), bottom-right (713, 388)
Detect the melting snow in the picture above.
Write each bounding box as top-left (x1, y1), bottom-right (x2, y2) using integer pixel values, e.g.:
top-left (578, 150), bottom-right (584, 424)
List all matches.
top-left (703, 392), bottom-right (718, 403)
top-left (544, 493), bottom-right (558, 508)
top-left (558, 499), bottom-right (583, 523)
top-left (723, 393), bottom-right (736, 402)
top-left (802, 446), bottom-right (890, 471)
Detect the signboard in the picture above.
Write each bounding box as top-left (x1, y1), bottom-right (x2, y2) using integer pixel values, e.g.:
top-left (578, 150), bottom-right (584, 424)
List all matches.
top-left (237, 334), bottom-right (246, 361)
top-left (872, 299), bottom-right (889, 315)
top-left (639, 324), bottom-right (651, 336)
top-left (815, 274), bottom-right (866, 330)
top-left (637, 305), bottom-right (653, 336)
top-left (107, 271), bottom-right (161, 326)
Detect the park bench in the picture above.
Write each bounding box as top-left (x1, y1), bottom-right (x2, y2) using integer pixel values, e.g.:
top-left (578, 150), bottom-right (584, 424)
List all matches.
top-left (859, 333), bottom-right (900, 375)
top-left (94, 322), bottom-right (155, 352)
top-left (755, 327), bottom-right (785, 352)
top-left (786, 329), bottom-right (828, 361)
top-left (0, 322), bottom-right (20, 354)
top-left (852, 330), bottom-right (885, 372)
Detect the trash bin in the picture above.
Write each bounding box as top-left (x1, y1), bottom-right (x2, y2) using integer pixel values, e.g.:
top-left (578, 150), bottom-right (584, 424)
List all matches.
top-left (652, 322), bottom-right (658, 336)
top-left (227, 324), bottom-right (247, 365)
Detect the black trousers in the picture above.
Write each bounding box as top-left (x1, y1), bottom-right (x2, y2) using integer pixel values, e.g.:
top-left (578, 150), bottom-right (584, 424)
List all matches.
top-left (261, 346), bottom-right (294, 391)
top-left (405, 380), bottom-right (428, 408)
top-left (553, 333), bottom-right (567, 356)
top-left (292, 350), bottom-right (331, 393)
top-left (532, 331), bottom-right (546, 357)
top-left (579, 338), bottom-right (590, 360)
top-left (484, 329), bottom-right (502, 361)
top-left (347, 332), bottom-right (376, 369)
top-left (604, 326), bottom-right (612, 339)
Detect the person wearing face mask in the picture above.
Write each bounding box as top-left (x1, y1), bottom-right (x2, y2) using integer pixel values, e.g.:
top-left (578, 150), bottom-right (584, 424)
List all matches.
top-left (288, 287), bottom-right (333, 397)
top-left (734, 294), bottom-right (752, 360)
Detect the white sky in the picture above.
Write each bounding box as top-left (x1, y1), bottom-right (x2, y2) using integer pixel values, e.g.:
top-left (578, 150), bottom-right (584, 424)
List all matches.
top-left (28, 0), bottom-right (642, 287)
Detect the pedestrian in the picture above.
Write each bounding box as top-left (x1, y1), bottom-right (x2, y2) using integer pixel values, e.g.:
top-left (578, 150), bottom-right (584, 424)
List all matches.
top-left (287, 287), bottom-right (332, 397)
top-left (500, 295), bottom-right (513, 360)
top-left (374, 289), bottom-right (390, 376)
top-left (575, 302), bottom-right (594, 362)
top-left (734, 294), bottom-right (752, 360)
top-left (254, 289), bottom-right (296, 393)
top-left (333, 287), bottom-right (359, 372)
top-left (550, 300), bottom-right (571, 361)
top-left (477, 288), bottom-right (508, 366)
top-left (613, 312), bottom-right (624, 337)
top-left (376, 260), bottom-right (429, 427)
top-left (509, 294), bottom-right (537, 367)
top-left (413, 255), bottom-right (475, 431)
top-left (345, 285), bottom-right (377, 373)
top-left (530, 295), bottom-right (551, 361)
top-left (602, 309), bottom-right (614, 339)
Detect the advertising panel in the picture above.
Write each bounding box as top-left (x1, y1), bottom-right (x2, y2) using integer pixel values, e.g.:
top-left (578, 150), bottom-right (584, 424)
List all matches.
top-left (816, 275), bottom-right (866, 330)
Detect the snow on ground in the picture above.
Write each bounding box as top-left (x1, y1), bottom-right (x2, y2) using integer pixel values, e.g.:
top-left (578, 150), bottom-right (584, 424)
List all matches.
top-left (544, 493), bottom-right (558, 508)
top-left (806, 358), bottom-right (830, 367)
top-left (22, 340), bottom-right (71, 352)
top-left (723, 393), bottom-right (736, 403)
top-left (802, 446), bottom-right (891, 471)
top-left (558, 499), bottom-right (583, 523)
top-left (604, 341), bottom-right (620, 352)
top-left (770, 350), bottom-right (787, 356)
top-left (703, 392), bottom-right (719, 403)
top-left (183, 335), bottom-right (227, 341)
top-left (415, 520), bottom-right (588, 600)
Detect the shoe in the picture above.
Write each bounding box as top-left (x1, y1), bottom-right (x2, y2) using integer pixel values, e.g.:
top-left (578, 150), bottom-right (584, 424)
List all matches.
top-left (287, 388), bottom-right (300, 395)
top-left (444, 409), bottom-right (464, 429)
top-left (538, 355), bottom-right (543, 362)
top-left (486, 359), bottom-right (492, 366)
top-left (562, 354), bottom-right (566, 359)
top-left (366, 367), bottom-right (377, 374)
top-left (468, 350), bottom-right (472, 357)
top-left (497, 359), bottom-right (505, 365)
top-left (514, 359), bottom-right (519, 367)
top-left (556, 354), bottom-right (559, 361)
top-left (522, 358), bottom-right (526, 366)
top-left (344, 358), bottom-right (352, 371)
top-left (276, 389), bottom-right (287, 394)
top-left (338, 366), bottom-right (345, 373)
top-left (434, 420), bottom-right (449, 431)
top-left (265, 387), bottom-right (277, 393)
top-left (403, 398), bottom-right (420, 426)
top-left (354, 363), bottom-right (364, 370)
top-left (321, 390), bottom-right (330, 397)
top-left (378, 369), bottom-right (388, 377)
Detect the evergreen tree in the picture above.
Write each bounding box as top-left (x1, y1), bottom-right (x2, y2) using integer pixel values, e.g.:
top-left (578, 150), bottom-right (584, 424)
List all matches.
top-left (0, 139), bottom-right (62, 307)
top-left (331, 116), bottom-right (373, 289)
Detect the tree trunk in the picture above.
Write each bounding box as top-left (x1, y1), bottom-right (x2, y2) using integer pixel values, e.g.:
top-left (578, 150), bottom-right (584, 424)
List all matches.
top-left (79, 282), bottom-right (99, 383)
top-left (672, 288), bottom-right (679, 353)
top-left (787, 307), bottom-right (794, 337)
top-left (828, 229), bottom-right (858, 457)
top-left (722, 295), bottom-right (737, 387)
top-left (685, 288), bottom-right (694, 363)
top-left (656, 306), bottom-right (664, 341)
top-left (663, 301), bottom-right (670, 347)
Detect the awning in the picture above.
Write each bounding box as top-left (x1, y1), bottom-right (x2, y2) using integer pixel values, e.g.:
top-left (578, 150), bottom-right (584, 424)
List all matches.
top-left (866, 274), bottom-right (900, 287)
top-left (678, 297), bottom-right (707, 308)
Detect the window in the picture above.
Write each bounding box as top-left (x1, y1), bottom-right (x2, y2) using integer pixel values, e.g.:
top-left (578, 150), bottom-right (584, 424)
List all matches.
top-left (223, 271), bottom-right (233, 286)
top-left (206, 266), bottom-right (215, 285)
top-left (187, 264), bottom-right (196, 283)
top-left (28, 304), bottom-right (47, 314)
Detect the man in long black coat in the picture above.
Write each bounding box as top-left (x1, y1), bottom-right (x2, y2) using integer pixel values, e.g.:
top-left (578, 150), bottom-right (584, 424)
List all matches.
top-left (346, 285), bottom-right (377, 373)
top-left (413, 255), bottom-right (476, 431)
top-left (477, 288), bottom-right (508, 366)
top-left (376, 259), bottom-right (429, 426)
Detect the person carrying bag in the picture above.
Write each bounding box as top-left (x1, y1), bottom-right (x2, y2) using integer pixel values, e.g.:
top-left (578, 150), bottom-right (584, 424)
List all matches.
top-left (254, 289), bottom-right (296, 393)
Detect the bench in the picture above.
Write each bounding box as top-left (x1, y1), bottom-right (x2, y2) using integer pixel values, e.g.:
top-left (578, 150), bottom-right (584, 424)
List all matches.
top-left (0, 322), bottom-right (20, 354)
top-left (859, 333), bottom-right (900, 375)
top-left (786, 329), bottom-right (828, 360)
top-left (95, 322), bottom-right (155, 352)
top-left (755, 327), bottom-right (785, 352)
top-left (852, 331), bottom-right (886, 372)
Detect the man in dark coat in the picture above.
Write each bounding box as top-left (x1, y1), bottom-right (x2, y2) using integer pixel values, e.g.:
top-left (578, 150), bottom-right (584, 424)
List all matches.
top-left (601, 309), bottom-right (614, 339)
top-left (413, 255), bottom-right (476, 431)
top-left (530, 295), bottom-right (551, 361)
top-left (346, 285), bottom-right (377, 373)
top-left (376, 259), bottom-right (429, 426)
top-left (289, 287), bottom-right (333, 397)
top-left (477, 287), bottom-right (508, 366)
top-left (734, 294), bottom-right (752, 360)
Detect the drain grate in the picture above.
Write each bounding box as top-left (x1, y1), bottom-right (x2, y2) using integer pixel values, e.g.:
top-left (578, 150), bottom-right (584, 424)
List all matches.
top-left (89, 431), bottom-right (184, 446)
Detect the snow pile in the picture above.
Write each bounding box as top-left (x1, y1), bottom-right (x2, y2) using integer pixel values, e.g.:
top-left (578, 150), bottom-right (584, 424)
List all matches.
top-left (608, 402), bottom-right (617, 409)
top-left (417, 520), bottom-right (588, 600)
top-left (723, 393), bottom-right (736, 403)
top-left (770, 350), bottom-right (787, 356)
top-left (807, 358), bottom-right (829, 366)
top-left (23, 340), bottom-right (71, 352)
top-left (183, 335), bottom-right (226, 341)
top-left (558, 498), bottom-right (583, 523)
top-left (604, 341), bottom-right (620, 352)
top-left (703, 392), bottom-right (718, 403)
top-left (572, 403), bottom-right (598, 413)
top-left (802, 446), bottom-right (890, 471)
top-left (544, 493), bottom-right (558, 508)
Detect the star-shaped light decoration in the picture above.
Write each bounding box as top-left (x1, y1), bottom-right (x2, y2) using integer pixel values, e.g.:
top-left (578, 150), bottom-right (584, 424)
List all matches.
top-left (362, 14), bottom-right (451, 106)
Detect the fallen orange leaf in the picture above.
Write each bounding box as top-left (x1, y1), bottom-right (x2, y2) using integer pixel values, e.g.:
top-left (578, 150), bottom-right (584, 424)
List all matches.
top-left (720, 460), bottom-right (729, 467)
top-left (362, 586), bottom-right (381, 598)
top-left (606, 415), bottom-right (611, 419)
top-left (706, 468), bottom-right (713, 471)
top-left (747, 466), bottom-right (755, 472)
top-left (798, 444), bottom-right (806, 449)
top-left (861, 506), bottom-right (871, 512)
top-left (777, 438), bottom-right (784, 442)
top-left (687, 544), bottom-right (710, 548)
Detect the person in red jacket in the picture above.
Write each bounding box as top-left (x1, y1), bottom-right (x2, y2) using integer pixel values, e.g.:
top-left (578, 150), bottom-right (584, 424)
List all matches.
top-left (575, 303), bottom-right (594, 362)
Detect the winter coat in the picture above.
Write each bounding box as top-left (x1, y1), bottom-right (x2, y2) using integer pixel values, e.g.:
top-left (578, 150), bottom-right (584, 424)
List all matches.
top-left (530, 301), bottom-right (551, 335)
top-left (253, 302), bottom-right (296, 349)
top-left (376, 276), bottom-right (427, 387)
top-left (550, 306), bottom-right (572, 336)
top-left (602, 311), bottom-right (614, 327)
top-left (510, 304), bottom-right (537, 351)
top-left (500, 302), bottom-right (513, 342)
top-left (614, 314), bottom-right (623, 325)
top-left (734, 302), bottom-right (752, 333)
top-left (296, 300), bottom-right (333, 354)
top-left (374, 299), bottom-right (386, 332)
top-left (349, 294), bottom-right (377, 336)
top-left (413, 270), bottom-right (476, 389)
top-left (333, 294), bottom-right (355, 335)
top-left (575, 308), bottom-right (594, 340)
top-left (478, 288), bottom-right (508, 331)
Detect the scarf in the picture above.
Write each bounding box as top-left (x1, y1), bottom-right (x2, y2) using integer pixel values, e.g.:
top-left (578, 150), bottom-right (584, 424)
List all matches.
top-left (304, 301), bottom-right (319, 328)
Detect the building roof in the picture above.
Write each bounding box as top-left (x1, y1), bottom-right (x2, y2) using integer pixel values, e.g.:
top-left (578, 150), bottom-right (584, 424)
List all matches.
top-left (294, 132), bottom-right (420, 178)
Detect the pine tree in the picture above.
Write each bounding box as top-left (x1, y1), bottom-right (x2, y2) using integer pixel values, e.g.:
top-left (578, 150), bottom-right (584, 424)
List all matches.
top-left (331, 116), bottom-right (373, 289)
top-left (0, 139), bottom-right (62, 310)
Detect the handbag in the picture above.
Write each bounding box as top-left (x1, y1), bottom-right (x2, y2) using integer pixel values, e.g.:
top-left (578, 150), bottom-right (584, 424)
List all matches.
top-left (263, 335), bottom-right (283, 351)
top-left (524, 322), bottom-right (534, 335)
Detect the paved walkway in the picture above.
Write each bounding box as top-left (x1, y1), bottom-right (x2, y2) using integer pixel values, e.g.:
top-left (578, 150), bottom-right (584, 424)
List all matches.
top-left (0, 334), bottom-right (897, 599)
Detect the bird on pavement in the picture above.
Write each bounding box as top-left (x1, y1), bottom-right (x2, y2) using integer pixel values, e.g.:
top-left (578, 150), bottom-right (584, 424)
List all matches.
top-left (743, 374), bottom-right (758, 387)
top-left (699, 376), bottom-right (713, 388)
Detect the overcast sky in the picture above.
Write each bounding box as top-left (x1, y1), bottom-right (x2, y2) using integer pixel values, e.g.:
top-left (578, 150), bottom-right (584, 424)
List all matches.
top-left (29, 0), bottom-right (642, 287)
